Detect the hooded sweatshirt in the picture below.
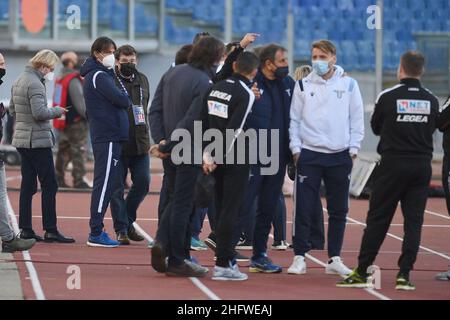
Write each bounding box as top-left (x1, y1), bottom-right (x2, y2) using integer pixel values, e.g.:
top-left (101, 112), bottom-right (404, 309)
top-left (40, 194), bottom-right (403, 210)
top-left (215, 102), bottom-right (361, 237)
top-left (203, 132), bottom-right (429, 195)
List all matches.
top-left (289, 65), bottom-right (364, 155)
top-left (80, 57), bottom-right (131, 144)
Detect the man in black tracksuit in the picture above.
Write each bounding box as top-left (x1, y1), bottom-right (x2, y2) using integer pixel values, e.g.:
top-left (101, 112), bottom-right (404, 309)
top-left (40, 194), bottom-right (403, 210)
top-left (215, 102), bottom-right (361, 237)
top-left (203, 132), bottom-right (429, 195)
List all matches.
top-left (437, 96), bottom-right (450, 215)
top-left (436, 95), bottom-right (450, 281)
top-left (149, 37), bottom-right (225, 278)
top-left (338, 51), bottom-right (439, 290)
top-left (202, 52), bottom-right (259, 281)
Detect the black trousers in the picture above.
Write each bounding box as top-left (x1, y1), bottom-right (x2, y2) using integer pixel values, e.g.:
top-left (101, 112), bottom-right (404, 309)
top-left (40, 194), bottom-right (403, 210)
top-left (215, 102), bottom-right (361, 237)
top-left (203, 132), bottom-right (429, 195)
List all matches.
top-left (442, 153), bottom-right (450, 216)
top-left (357, 156), bottom-right (431, 275)
top-left (17, 148), bottom-right (58, 232)
top-left (155, 159), bottom-right (200, 266)
top-left (214, 164), bottom-right (250, 267)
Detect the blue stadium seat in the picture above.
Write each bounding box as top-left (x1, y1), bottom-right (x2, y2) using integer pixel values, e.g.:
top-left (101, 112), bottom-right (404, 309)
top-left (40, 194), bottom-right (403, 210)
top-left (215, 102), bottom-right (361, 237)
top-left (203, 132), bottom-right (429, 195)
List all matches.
top-left (0, 1), bottom-right (8, 19)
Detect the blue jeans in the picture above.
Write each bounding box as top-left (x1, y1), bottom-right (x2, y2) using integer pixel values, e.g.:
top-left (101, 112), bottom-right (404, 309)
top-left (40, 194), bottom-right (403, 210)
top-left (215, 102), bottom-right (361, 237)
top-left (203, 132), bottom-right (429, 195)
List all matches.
top-left (190, 201), bottom-right (216, 240)
top-left (110, 154), bottom-right (150, 234)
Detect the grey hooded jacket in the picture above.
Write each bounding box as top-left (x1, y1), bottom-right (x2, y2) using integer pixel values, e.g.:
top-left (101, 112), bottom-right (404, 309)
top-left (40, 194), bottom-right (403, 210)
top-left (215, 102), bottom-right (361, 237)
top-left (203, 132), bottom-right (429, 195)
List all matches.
top-left (9, 66), bottom-right (64, 149)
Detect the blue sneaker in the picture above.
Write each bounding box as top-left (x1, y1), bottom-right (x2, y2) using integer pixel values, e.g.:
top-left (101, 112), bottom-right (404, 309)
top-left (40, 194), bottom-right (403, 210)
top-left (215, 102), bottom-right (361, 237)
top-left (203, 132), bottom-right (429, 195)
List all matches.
top-left (249, 254), bottom-right (282, 273)
top-left (190, 237), bottom-right (208, 251)
top-left (87, 231), bottom-right (119, 248)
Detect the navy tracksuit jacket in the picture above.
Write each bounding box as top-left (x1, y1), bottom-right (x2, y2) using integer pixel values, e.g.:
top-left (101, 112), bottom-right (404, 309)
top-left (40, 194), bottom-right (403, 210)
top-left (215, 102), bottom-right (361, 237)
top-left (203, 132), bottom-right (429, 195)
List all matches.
top-left (81, 58), bottom-right (131, 236)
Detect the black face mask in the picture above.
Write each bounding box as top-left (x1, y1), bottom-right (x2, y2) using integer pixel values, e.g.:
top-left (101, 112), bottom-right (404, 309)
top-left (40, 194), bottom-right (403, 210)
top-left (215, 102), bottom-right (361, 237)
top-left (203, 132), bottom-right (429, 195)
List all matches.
top-left (120, 63), bottom-right (136, 77)
top-left (0, 68), bottom-right (5, 80)
top-left (274, 66), bottom-right (289, 80)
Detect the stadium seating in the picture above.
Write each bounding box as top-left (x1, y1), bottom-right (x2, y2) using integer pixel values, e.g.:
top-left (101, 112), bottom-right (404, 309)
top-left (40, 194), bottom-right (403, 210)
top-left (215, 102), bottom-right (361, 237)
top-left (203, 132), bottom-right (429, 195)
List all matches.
top-left (164, 0), bottom-right (448, 70)
top-left (135, 3), bottom-right (159, 37)
top-left (10, 0), bottom-right (449, 71)
top-left (292, 0), bottom-right (449, 70)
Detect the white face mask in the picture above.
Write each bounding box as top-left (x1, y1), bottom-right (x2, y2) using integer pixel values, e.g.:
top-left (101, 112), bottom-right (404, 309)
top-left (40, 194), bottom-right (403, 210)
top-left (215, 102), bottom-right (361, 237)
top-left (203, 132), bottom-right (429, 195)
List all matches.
top-left (44, 71), bottom-right (55, 82)
top-left (101, 53), bottom-right (116, 69)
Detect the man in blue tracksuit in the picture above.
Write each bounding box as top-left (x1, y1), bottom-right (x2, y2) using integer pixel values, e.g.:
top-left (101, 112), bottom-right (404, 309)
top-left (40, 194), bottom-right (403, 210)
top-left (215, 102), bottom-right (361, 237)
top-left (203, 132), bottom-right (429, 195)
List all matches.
top-left (288, 40), bottom-right (364, 276)
top-left (237, 44), bottom-right (294, 273)
top-left (81, 37), bottom-right (132, 248)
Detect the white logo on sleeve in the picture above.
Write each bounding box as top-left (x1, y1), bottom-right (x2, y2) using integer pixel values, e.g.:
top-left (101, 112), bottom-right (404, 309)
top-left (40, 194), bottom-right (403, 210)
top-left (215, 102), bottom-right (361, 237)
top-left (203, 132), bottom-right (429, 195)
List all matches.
top-left (298, 174), bottom-right (308, 183)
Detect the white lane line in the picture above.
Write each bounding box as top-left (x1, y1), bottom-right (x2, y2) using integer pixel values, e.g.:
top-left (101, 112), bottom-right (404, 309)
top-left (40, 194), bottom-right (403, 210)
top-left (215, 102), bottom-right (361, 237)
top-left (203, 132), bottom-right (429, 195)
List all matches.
top-left (189, 278), bottom-right (221, 301)
top-left (268, 234), bottom-right (391, 300)
top-left (133, 223), bottom-right (220, 300)
top-left (345, 215), bottom-right (450, 261)
top-left (318, 207), bottom-right (450, 261)
top-left (425, 210), bottom-right (450, 221)
top-left (132, 222), bottom-right (154, 243)
top-left (6, 197), bottom-right (46, 300)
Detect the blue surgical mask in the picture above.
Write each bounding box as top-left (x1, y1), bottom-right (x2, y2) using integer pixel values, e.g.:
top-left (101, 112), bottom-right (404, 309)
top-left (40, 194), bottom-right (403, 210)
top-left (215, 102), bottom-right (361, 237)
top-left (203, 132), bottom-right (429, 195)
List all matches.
top-left (312, 60), bottom-right (330, 76)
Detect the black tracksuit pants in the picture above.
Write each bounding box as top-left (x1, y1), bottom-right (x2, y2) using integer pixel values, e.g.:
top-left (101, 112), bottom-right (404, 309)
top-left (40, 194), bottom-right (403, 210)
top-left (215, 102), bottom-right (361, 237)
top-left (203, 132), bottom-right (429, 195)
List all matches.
top-left (214, 164), bottom-right (250, 267)
top-left (357, 156), bottom-right (431, 275)
top-left (155, 159), bottom-right (200, 267)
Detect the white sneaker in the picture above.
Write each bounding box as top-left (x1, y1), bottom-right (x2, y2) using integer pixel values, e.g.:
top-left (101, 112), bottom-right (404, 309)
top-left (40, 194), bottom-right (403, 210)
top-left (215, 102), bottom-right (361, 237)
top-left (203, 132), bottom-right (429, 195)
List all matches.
top-left (288, 255), bottom-right (307, 275)
top-left (326, 256), bottom-right (352, 276)
top-left (212, 263), bottom-right (248, 281)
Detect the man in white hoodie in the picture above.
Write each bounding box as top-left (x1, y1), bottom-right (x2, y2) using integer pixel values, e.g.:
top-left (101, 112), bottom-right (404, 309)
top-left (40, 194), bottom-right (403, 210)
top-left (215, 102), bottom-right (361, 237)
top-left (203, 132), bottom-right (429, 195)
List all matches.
top-left (288, 40), bottom-right (364, 276)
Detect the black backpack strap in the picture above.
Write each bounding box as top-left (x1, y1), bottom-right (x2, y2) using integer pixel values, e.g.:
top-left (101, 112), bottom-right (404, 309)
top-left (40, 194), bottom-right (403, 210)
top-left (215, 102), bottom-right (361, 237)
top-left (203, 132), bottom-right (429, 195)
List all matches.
top-left (298, 79), bottom-right (304, 92)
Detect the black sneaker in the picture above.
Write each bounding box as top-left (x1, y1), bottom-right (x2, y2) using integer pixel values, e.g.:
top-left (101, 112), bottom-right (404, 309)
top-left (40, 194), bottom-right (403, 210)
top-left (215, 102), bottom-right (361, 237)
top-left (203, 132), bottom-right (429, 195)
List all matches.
top-left (128, 226), bottom-right (145, 242)
top-left (166, 261), bottom-right (207, 278)
top-left (73, 180), bottom-right (92, 189)
top-left (117, 232), bottom-right (130, 245)
top-left (236, 240), bottom-right (253, 251)
top-left (396, 273), bottom-right (415, 291)
top-left (151, 242), bottom-right (167, 273)
top-left (2, 236), bottom-right (36, 253)
top-left (337, 269), bottom-right (371, 288)
top-left (204, 234), bottom-right (216, 250)
top-left (271, 240), bottom-right (289, 250)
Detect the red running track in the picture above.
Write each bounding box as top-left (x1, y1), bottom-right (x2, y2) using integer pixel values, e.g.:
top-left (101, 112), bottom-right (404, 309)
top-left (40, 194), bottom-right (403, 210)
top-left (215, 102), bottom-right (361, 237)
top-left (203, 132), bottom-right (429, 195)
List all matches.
top-left (3, 168), bottom-right (450, 300)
